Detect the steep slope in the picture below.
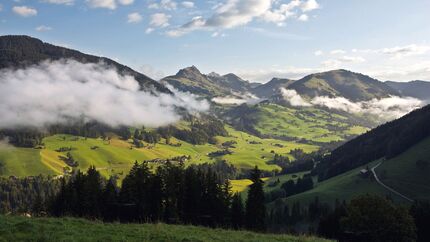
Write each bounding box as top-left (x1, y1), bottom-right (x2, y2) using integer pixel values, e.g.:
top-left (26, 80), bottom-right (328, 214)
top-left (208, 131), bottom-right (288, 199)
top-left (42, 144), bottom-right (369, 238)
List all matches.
top-left (0, 35), bottom-right (169, 93)
top-left (252, 78), bottom-right (295, 98)
top-left (386, 80), bottom-right (430, 100)
top-left (273, 136), bottom-right (430, 208)
top-left (316, 104), bottom-right (430, 180)
top-left (288, 69), bottom-right (400, 101)
top-left (161, 66), bottom-right (254, 97)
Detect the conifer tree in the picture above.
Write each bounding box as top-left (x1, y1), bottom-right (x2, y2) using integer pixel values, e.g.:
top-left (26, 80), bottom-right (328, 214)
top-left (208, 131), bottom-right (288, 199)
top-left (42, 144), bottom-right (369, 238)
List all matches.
top-left (245, 166), bottom-right (266, 231)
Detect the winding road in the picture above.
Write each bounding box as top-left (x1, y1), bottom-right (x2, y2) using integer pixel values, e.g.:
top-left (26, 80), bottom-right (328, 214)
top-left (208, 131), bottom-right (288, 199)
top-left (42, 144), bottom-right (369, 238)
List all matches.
top-left (371, 161), bottom-right (413, 203)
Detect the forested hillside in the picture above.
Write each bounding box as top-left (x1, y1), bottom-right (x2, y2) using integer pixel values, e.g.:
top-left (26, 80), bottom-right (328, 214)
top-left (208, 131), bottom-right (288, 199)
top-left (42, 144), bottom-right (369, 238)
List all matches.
top-left (315, 104), bottom-right (430, 180)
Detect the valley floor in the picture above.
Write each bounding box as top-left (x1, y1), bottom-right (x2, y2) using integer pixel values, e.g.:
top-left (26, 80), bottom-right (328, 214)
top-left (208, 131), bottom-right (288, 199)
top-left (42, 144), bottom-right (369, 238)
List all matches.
top-left (0, 216), bottom-right (331, 242)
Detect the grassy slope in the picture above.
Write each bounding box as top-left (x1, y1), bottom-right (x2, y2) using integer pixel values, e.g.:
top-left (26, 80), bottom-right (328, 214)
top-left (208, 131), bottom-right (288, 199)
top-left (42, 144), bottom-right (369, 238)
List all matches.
top-left (253, 103), bottom-right (369, 143)
top-left (0, 216), bottom-right (330, 242)
top-left (0, 148), bottom-right (54, 177)
top-left (0, 127), bottom-right (317, 178)
top-left (377, 137), bottom-right (430, 201)
top-left (271, 160), bottom-right (399, 208)
top-left (267, 137), bottom-right (430, 208)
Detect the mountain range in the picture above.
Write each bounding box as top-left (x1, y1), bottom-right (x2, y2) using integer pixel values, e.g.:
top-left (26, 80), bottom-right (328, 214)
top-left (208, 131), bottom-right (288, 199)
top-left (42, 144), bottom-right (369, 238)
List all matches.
top-left (0, 35), bottom-right (170, 94)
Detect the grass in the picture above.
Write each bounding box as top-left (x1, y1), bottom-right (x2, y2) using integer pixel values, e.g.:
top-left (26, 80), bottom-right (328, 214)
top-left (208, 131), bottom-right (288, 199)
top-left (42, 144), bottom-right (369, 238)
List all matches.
top-left (231, 172), bottom-right (308, 199)
top-left (0, 127), bottom-right (318, 179)
top-left (270, 160), bottom-right (401, 208)
top-left (0, 216), bottom-right (331, 242)
top-left (0, 147), bottom-right (54, 177)
top-left (377, 137), bottom-right (430, 201)
top-left (250, 103), bottom-right (369, 143)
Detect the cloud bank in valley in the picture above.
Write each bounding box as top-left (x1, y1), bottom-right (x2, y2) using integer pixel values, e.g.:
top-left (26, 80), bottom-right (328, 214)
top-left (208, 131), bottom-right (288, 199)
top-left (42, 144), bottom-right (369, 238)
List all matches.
top-left (211, 92), bottom-right (261, 105)
top-left (0, 60), bottom-right (209, 129)
top-left (280, 88), bottom-right (424, 119)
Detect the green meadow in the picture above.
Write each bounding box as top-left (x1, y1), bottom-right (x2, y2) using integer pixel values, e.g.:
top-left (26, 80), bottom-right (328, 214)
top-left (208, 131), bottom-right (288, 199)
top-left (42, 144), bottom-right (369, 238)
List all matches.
top-left (0, 126), bottom-right (317, 179)
top-left (377, 137), bottom-right (430, 201)
top-left (0, 216), bottom-right (331, 242)
top-left (252, 103), bottom-right (369, 143)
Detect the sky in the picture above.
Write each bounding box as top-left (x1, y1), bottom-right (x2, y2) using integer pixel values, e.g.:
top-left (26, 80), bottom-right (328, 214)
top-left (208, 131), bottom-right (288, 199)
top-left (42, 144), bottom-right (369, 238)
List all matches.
top-left (1, 0), bottom-right (430, 83)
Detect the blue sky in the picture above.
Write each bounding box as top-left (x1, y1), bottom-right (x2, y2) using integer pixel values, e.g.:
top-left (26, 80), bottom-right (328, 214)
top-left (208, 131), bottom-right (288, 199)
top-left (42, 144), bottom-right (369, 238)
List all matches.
top-left (1, 0), bottom-right (430, 82)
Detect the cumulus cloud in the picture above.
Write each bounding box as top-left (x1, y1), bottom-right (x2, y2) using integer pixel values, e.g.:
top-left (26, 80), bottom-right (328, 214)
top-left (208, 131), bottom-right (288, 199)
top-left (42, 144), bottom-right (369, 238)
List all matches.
top-left (150, 13), bottom-right (171, 28)
top-left (35, 25), bottom-right (53, 32)
top-left (301, 0), bottom-right (319, 12)
top-left (149, 0), bottom-right (177, 10)
top-left (118, 0), bottom-right (134, 5)
top-left (280, 88), bottom-right (424, 120)
top-left (314, 50), bottom-right (323, 56)
top-left (12, 6), bottom-right (37, 17)
top-left (85, 0), bottom-right (133, 9)
top-left (181, 1), bottom-right (194, 8)
top-left (167, 0), bottom-right (320, 37)
top-left (0, 60), bottom-right (209, 129)
top-left (42, 0), bottom-right (75, 5)
top-left (127, 12), bottom-right (142, 23)
top-left (297, 14), bottom-right (309, 21)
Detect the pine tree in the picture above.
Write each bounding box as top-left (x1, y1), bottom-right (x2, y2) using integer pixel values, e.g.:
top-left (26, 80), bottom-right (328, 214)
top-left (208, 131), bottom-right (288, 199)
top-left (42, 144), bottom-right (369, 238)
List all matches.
top-left (231, 193), bottom-right (244, 229)
top-left (245, 166), bottom-right (266, 231)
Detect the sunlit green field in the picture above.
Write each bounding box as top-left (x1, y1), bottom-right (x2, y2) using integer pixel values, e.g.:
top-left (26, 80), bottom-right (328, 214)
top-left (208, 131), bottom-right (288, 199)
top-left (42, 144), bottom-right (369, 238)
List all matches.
top-left (252, 103), bottom-right (369, 143)
top-left (0, 126), bottom-right (317, 178)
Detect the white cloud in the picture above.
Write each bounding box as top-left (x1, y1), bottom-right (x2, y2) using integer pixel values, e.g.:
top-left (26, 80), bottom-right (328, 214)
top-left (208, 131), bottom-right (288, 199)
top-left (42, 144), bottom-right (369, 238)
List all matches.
top-left (86, 0), bottom-right (116, 9)
top-left (127, 12), bottom-right (142, 23)
top-left (145, 28), bottom-right (154, 34)
top-left (150, 0), bottom-right (177, 10)
top-left (118, 0), bottom-right (134, 5)
top-left (35, 25), bottom-right (53, 32)
top-left (280, 88), bottom-right (424, 120)
top-left (43, 0), bottom-right (75, 6)
top-left (381, 44), bottom-right (430, 58)
top-left (298, 14), bottom-right (309, 21)
top-left (322, 55), bottom-right (365, 68)
top-left (237, 66), bottom-right (322, 83)
top-left (301, 0), bottom-right (319, 12)
top-left (181, 1), bottom-right (194, 8)
top-left (280, 88), bottom-right (312, 106)
top-left (12, 6), bottom-right (37, 17)
top-left (0, 60), bottom-right (209, 129)
top-left (42, 0), bottom-right (74, 5)
top-left (150, 13), bottom-right (171, 27)
top-left (330, 49), bottom-right (346, 55)
top-left (168, 0), bottom-right (320, 37)
top-left (314, 50), bottom-right (323, 56)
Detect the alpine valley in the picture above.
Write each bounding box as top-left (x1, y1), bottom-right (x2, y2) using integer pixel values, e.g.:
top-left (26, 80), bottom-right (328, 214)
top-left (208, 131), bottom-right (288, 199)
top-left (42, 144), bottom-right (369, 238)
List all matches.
top-left (1, 36), bottom-right (430, 241)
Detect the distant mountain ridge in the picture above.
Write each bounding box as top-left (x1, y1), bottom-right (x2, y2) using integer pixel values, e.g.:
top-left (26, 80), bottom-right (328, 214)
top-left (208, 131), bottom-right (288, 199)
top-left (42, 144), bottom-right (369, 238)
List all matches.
top-left (0, 35), bottom-right (170, 93)
top-left (252, 78), bottom-right (295, 98)
top-left (386, 80), bottom-right (430, 100)
top-left (162, 68), bottom-right (403, 102)
top-left (288, 69), bottom-right (400, 102)
top-left (161, 66), bottom-right (256, 97)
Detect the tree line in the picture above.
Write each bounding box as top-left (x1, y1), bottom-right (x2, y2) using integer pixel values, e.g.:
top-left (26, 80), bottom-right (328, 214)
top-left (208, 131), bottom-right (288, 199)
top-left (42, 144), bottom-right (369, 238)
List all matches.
top-left (48, 163), bottom-right (266, 231)
top-left (0, 115), bottom-right (228, 148)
